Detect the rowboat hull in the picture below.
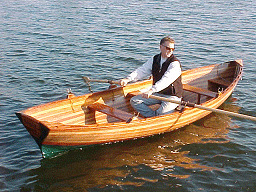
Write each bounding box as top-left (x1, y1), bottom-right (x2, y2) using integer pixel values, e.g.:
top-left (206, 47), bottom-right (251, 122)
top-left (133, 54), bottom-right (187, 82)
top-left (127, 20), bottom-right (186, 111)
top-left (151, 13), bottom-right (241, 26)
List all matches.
top-left (16, 60), bottom-right (243, 158)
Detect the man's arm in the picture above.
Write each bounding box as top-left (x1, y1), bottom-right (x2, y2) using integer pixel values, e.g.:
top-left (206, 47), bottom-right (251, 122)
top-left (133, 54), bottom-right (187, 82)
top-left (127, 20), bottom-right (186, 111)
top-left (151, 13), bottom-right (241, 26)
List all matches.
top-left (119, 57), bottom-right (153, 86)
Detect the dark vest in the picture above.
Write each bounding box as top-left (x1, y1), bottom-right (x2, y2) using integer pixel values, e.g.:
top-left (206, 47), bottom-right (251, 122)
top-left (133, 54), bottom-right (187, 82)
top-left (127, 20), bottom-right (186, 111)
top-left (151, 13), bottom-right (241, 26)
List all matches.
top-left (152, 54), bottom-right (183, 98)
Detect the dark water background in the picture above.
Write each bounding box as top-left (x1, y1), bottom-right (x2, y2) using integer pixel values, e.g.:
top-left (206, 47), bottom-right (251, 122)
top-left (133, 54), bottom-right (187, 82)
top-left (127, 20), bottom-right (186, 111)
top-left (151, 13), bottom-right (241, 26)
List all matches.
top-left (1, 0), bottom-right (256, 191)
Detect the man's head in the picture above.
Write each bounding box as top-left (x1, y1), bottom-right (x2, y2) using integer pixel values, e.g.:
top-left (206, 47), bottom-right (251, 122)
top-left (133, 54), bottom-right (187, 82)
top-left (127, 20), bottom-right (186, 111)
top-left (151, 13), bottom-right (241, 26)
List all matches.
top-left (160, 36), bottom-right (175, 58)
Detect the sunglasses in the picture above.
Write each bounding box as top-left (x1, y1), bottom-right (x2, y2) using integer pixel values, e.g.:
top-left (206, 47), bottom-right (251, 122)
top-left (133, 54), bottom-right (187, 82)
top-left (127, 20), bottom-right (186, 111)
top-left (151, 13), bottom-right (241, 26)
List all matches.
top-left (161, 45), bottom-right (174, 51)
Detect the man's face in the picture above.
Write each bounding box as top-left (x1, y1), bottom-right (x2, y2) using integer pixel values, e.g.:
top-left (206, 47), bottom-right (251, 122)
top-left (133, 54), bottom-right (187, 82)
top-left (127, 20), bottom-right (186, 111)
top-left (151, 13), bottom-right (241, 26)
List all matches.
top-left (160, 42), bottom-right (174, 58)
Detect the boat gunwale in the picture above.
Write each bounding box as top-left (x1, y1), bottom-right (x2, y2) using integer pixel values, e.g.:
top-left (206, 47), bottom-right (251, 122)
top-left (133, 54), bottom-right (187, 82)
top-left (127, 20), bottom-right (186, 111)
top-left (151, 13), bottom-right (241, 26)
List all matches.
top-left (43, 60), bottom-right (243, 129)
top-left (18, 60), bottom-right (243, 126)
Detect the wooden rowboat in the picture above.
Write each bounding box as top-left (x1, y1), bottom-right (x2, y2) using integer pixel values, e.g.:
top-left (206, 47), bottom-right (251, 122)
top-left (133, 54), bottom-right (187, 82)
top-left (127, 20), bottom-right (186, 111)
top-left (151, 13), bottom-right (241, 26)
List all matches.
top-left (16, 60), bottom-right (243, 158)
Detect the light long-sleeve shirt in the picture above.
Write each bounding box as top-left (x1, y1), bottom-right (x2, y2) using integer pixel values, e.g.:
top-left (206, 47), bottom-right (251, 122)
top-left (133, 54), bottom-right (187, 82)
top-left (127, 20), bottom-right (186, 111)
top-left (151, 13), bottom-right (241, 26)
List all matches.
top-left (127, 55), bottom-right (181, 93)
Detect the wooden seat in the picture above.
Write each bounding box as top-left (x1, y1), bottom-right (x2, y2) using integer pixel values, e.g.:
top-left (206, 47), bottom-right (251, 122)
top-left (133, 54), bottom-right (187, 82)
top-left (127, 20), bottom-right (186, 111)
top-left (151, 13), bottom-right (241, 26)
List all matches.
top-left (88, 103), bottom-right (139, 122)
top-left (208, 78), bottom-right (231, 87)
top-left (183, 84), bottom-right (218, 104)
top-left (127, 85), bottom-right (218, 105)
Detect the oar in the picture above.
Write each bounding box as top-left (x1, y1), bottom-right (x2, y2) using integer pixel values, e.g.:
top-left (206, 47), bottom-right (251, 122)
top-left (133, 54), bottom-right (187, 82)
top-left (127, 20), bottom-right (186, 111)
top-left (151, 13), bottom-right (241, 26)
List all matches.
top-left (83, 76), bottom-right (119, 85)
top-left (149, 95), bottom-right (256, 122)
top-left (83, 77), bottom-right (256, 121)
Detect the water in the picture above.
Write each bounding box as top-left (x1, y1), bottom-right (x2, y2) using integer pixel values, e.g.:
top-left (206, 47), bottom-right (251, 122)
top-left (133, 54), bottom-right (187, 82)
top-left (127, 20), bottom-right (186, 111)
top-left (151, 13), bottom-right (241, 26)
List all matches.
top-left (1, 0), bottom-right (256, 191)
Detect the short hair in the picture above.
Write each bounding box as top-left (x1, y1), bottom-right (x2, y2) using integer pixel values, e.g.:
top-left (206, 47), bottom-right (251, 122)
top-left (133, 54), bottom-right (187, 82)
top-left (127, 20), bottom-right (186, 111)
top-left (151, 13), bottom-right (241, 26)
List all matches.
top-left (160, 36), bottom-right (175, 45)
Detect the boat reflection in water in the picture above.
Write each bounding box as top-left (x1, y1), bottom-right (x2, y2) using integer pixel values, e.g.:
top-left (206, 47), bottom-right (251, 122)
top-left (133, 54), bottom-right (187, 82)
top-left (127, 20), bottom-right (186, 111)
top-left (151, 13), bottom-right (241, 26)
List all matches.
top-left (24, 98), bottom-right (240, 191)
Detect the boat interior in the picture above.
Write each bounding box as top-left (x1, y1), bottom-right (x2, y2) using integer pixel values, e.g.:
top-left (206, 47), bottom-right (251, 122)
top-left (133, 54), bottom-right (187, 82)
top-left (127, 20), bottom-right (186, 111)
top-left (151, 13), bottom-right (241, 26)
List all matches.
top-left (23, 61), bottom-right (241, 126)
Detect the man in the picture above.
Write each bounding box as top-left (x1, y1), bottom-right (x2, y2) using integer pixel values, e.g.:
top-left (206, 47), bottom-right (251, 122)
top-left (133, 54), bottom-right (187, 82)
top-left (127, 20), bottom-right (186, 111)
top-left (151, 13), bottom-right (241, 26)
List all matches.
top-left (119, 36), bottom-right (183, 117)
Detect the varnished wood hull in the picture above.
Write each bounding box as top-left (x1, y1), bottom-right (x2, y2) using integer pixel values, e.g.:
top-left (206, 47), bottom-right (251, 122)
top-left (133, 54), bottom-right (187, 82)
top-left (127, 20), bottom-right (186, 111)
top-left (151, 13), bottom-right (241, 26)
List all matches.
top-left (16, 60), bottom-right (243, 157)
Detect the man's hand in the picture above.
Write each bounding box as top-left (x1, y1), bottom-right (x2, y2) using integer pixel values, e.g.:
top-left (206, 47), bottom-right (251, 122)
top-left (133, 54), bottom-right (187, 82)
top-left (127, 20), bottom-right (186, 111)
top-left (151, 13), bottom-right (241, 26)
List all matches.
top-left (119, 78), bottom-right (130, 87)
top-left (141, 89), bottom-right (153, 99)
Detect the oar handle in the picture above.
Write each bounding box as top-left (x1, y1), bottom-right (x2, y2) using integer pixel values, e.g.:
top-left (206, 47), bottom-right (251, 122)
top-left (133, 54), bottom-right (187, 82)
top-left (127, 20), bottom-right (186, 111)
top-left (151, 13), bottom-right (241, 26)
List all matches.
top-left (149, 95), bottom-right (256, 122)
top-left (197, 105), bottom-right (256, 122)
top-left (83, 77), bottom-right (119, 85)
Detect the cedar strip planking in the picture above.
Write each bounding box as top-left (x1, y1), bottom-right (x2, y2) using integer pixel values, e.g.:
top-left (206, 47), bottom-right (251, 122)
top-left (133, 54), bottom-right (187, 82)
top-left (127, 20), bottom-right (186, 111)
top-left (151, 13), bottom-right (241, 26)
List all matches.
top-left (16, 60), bottom-right (243, 154)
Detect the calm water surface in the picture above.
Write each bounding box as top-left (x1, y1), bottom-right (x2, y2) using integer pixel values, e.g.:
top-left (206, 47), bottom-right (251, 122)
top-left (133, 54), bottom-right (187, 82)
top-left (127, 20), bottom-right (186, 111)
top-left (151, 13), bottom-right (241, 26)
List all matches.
top-left (1, 0), bottom-right (256, 191)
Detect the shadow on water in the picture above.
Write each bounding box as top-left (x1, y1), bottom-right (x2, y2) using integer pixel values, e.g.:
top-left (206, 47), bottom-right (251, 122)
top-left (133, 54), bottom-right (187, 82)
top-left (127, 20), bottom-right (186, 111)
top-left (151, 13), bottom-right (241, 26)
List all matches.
top-left (21, 97), bottom-right (241, 191)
